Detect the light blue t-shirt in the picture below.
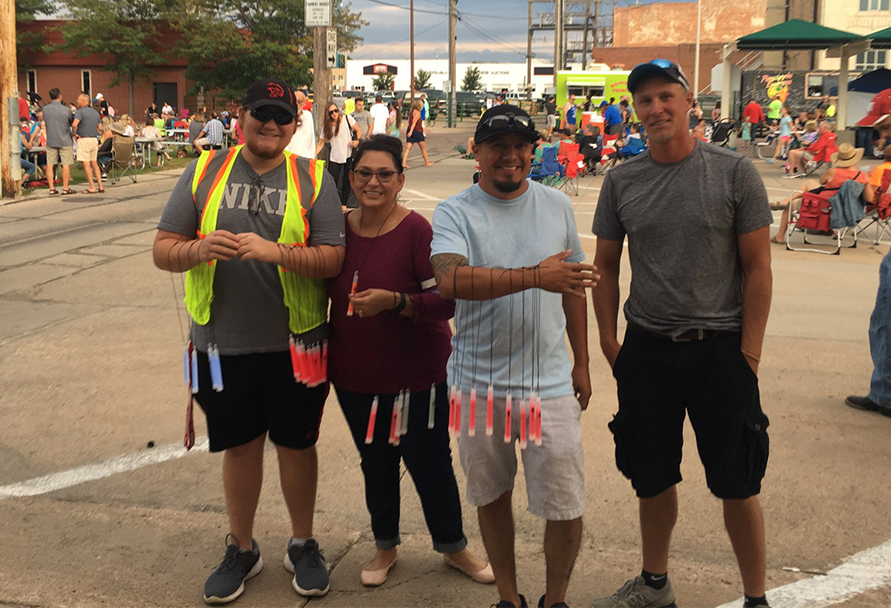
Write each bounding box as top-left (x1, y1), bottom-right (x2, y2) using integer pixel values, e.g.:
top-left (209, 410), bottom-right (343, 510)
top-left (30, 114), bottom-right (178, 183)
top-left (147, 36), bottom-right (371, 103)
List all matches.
top-left (431, 180), bottom-right (585, 399)
top-left (779, 115), bottom-right (793, 138)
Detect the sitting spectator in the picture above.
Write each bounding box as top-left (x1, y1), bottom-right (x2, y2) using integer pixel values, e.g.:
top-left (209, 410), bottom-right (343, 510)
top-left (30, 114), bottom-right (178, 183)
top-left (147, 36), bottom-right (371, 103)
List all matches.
top-left (864, 145), bottom-right (891, 205)
top-left (188, 113), bottom-right (205, 156)
top-left (618, 123), bottom-right (646, 156)
top-left (118, 114), bottom-right (136, 137)
top-left (152, 113), bottom-right (166, 138)
top-left (20, 120), bottom-right (42, 184)
top-left (786, 120), bottom-right (836, 175)
top-left (140, 118), bottom-right (171, 167)
top-left (575, 123), bottom-right (602, 169)
top-left (194, 113), bottom-right (224, 153)
top-left (98, 121), bottom-right (129, 167)
top-left (692, 123), bottom-right (708, 142)
top-left (770, 144), bottom-right (867, 243)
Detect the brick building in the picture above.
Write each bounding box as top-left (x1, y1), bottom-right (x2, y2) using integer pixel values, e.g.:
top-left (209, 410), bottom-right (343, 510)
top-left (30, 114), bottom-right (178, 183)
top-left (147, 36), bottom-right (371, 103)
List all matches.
top-left (594, 0), bottom-right (768, 96)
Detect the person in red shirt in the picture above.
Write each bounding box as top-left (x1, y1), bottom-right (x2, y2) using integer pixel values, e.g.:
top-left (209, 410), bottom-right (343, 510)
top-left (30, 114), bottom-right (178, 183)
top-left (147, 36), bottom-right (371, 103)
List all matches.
top-left (742, 99), bottom-right (764, 138)
top-left (786, 120), bottom-right (837, 174)
top-left (18, 94), bottom-right (31, 122)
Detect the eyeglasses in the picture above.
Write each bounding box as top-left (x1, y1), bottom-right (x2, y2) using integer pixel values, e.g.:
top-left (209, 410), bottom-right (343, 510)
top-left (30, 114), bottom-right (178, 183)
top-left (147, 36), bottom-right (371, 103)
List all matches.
top-left (352, 169), bottom-right (398, 183)
top-left (329, 109), bottom-right (339, 115)
top-left (479, 112), bottom-right (533, 131)
top-left (250, 107), bottom-right (295, 125)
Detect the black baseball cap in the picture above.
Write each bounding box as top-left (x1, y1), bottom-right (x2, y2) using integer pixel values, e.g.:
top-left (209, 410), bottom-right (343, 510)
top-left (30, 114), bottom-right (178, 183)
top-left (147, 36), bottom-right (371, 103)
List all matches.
top-left (474, 105), bottom-right (537, 144)
top-left (241, 79), bottom-right (297, 116)
top-left (627, 59), bottom-right (691, 95)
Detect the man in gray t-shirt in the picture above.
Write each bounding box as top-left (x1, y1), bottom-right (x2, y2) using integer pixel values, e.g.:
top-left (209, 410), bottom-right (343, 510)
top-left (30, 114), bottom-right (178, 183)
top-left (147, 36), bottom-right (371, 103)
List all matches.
top-left (152, 78), bottom-right (345, 604)
top-left (591, 60), bottom-right (773, 608)
top-left (350, 98), bottom-right (373, 139)
top-left (42, 88), bottom-right (75, 194)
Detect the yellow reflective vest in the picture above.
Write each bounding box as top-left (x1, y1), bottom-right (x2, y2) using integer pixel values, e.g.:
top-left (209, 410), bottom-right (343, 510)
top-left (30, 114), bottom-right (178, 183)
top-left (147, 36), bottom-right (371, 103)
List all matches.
top-left (184, 146), bottom-right (329, 335)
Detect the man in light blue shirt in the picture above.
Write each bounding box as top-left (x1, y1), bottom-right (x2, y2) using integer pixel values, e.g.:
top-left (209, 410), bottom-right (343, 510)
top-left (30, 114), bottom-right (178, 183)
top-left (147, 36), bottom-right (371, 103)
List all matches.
top-left (431, 105), bottom-right (597, 608)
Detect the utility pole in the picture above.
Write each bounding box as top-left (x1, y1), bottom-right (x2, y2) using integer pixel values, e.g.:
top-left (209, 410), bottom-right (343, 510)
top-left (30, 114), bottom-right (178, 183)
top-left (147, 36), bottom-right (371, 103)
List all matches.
top-left (410, 0), bottom-right (415, 107)
top-left (693, 0), bottom-right (701, 100)
top-left (448, 0), bottom-right (456, 126)
top-left (553, 0), bottom-right (563, 92)
top-left (311, 0), bottom-right (332, 133)
top-left (1, 0), bottom-right (19, 197)
top-left (527, 1), bottom-right (532, 100)
top-left (582, 0), bottom-right (591, 70)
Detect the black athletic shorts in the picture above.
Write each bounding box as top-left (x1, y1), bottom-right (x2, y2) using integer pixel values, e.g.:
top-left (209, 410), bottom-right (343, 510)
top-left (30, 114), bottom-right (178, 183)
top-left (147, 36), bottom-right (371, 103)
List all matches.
top-left (608, 329), bottom-right (769, 500)
top-left (194, 350), bottom-right (328, 452)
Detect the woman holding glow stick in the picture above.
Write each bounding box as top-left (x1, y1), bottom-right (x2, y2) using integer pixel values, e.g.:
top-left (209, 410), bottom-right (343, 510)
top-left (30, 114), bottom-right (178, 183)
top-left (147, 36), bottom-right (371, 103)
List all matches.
top-left (327, 135), bottom-right (493, 588)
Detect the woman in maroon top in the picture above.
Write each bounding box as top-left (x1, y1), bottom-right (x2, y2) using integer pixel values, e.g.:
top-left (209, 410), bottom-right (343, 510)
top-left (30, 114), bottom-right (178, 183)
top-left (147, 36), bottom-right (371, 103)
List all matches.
top-left (328, 135), bottom-right (493, 588)
top-left (401, 100), bottom-right (433, 169)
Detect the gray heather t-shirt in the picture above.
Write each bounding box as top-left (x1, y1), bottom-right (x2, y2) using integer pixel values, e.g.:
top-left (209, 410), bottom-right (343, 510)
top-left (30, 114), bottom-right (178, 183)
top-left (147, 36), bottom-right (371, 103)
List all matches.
top-left (351, 109), bottom-right (373, 138)
top-left (592, 140), bottom-right (771, 335)
top-left (158, 155), bottom-right (345, 354)
top-left (43, 101), bottom-right (73, 148)
top-left (73, 106), bottom-right (101, 138)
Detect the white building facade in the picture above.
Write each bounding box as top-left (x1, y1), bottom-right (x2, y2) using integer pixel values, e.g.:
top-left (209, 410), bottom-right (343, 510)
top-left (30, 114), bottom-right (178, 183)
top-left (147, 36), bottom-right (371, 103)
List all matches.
top-left (817, 0), bottom-right (891, 71)
top-left (344, 58), bottom-right (604, 94)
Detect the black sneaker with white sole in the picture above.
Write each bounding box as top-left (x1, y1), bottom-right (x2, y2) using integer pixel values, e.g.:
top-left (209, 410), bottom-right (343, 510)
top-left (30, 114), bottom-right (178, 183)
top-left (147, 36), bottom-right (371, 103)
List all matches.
top-left (283, 538), bottom-right (330, 596)
top-left (203, 536), bottom-right (263, 604)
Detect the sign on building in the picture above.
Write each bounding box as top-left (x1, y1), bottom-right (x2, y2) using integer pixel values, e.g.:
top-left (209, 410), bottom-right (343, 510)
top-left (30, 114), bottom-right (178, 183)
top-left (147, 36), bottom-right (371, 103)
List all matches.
top-left (306, 0), bottom-right (331, 27)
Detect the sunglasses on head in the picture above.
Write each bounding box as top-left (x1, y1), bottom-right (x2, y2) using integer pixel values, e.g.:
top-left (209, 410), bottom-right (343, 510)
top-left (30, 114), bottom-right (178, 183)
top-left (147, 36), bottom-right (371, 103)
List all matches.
top-left (480, 112), bottom-right (533, 130)
top-left (250, 107), bottom-right (295, 125)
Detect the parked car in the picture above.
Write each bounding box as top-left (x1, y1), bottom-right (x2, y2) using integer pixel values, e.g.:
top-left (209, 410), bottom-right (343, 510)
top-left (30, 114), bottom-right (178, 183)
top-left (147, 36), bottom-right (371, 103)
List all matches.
top-left (456, 91), bottom-right (485, 117)
top-left (401, 89), bottom-right (446, 118)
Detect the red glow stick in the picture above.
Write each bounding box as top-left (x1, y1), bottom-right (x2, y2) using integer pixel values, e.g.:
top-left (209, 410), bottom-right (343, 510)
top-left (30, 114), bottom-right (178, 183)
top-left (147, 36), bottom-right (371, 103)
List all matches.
top-left (321, 339), bottom-right (328, 382)
top-left (454, 391), bottom-right (462, 437)
top-left (533, 392), bottom-right (543, 446)
top-left (346, 271), bottom-right (358, 316)
top-left (486, 383), bottom-right (494, 436)
top-left (389, 401), bottom-right (398, 444)
top-left (289, 335), bottom-right (301, 381)
top-left (365, 396), bottom-right (379, 444)
top-left (504, 391), bottom-right (512, 443)
top-left (448, 386), bottom-right (457, 435)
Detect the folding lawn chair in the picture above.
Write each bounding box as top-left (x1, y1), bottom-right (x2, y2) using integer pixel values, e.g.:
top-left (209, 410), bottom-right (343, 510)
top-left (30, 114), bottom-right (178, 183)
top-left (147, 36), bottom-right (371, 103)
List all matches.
top-left (858, 169), bottom-right (891, 246)
top-left (528, 146), bottom-right (564, 188)
top-left (597, 133), bottom-right (621, 175)
top-left (101, 134), bottom-right (138, 185)
top-left (558, 142), bottom-right (584, 196)
top-left (784, 189), bottom-right (853, 255)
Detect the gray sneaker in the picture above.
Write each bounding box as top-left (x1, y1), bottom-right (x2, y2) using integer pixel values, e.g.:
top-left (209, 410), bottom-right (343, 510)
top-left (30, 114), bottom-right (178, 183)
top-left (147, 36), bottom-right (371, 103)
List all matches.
top-left (283, 538), bottom-right (330, 596)
top-left (589, 576), bottom-right (676, 608)
top-left (203, 536), bottom-right (263, 604)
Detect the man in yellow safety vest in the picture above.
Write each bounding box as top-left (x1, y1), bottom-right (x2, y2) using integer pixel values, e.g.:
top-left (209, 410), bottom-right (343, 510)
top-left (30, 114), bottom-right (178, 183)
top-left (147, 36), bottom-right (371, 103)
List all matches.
top-left (153, 78), bottom-right (345, 605)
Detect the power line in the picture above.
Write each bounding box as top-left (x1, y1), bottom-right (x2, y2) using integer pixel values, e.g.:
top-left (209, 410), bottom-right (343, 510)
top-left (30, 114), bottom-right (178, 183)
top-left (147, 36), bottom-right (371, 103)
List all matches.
top-left (459, 17), bottom-right (527, 57)
top-left (362, 0), bottom-right (447, 16)
top-left (351, 18), bottom-right (450, 59)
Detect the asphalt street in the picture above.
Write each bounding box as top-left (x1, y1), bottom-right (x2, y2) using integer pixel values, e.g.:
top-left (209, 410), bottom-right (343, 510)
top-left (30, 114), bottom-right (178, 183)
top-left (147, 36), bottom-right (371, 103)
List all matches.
top-left (1, 128), bottom-right (890, 608)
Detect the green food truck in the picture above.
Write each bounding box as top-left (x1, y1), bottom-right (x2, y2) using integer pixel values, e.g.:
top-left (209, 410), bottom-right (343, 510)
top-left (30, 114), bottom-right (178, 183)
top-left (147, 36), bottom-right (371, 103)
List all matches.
top-left (556, 70), bottom-right (632, 107)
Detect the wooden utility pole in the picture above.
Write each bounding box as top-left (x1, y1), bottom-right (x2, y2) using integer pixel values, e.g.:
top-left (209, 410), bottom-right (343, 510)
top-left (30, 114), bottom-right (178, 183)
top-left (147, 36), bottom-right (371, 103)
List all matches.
top-left (1, 0), bottom-right (20, 197)
top-left (311, 0), bottom-right (332, 132)
top-left (448, 0), bottom-right (456, 126)
top-left (526, 1), bottom-right (532, 100)
top-left (410, 0), bottom-right (415, 106)
top-left (582, 0), bottom-right (591, 70)
top-left (553, 0), bottom-right (562, 92)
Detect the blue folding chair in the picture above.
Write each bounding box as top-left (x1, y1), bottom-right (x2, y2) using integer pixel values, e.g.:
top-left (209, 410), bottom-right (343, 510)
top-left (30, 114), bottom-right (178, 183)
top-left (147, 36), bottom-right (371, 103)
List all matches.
top-left (528, 146), bottom-right (564, 187)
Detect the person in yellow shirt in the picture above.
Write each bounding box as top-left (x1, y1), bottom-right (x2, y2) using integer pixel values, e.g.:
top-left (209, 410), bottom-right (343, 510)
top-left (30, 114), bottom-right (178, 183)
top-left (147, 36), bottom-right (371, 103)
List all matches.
top-left (344, 96), bottom-right (355, 116)
top-left (826, 97), bottom-right (837, 119)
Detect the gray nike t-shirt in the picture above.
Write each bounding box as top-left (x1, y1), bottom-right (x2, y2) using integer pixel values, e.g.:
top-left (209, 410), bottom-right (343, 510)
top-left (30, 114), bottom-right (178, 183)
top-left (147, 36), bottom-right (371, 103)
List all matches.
top-left (158, 155), bottom-right (345, 354)
top-left (592, 140), bottom-right (772, 336)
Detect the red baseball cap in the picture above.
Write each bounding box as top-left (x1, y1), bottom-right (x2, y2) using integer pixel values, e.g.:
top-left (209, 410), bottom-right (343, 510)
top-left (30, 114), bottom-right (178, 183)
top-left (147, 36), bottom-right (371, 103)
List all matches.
top-left (856, 89), bottom-right (891, 128)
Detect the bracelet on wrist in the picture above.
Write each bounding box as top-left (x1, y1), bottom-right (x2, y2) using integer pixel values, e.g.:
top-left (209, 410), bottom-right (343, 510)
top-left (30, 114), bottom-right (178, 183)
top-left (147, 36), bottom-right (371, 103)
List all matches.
top-left (392, 291), bottom-right (407, 313)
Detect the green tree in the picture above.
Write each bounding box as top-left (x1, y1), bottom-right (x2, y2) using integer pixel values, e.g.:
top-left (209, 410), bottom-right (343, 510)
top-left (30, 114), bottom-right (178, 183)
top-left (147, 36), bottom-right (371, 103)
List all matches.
top-left (174, 0), bottom-right (367, 102)
top-left (461, 66), bottom-right (482, 91)
top-left (16, 0), bottom-right (55, 71)
top-left (372, 73), bottom-right (395, 91)
top-left (413, 69), bottom-right (432, 90)
top-left (56, 0), bottom-right (164, 115)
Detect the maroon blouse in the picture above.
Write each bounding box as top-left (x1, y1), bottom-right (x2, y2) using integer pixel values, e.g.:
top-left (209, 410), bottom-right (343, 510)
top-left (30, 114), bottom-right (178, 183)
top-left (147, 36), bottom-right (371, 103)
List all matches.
top-left (327, 210), bottom-right (454, 394)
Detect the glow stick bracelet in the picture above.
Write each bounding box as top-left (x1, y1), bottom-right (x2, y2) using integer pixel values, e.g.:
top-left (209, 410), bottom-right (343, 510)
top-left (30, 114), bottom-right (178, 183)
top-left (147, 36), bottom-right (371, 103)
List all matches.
top-left (401, 389), bottom-right (410, 435)
top-left (190, 347), bottom-right (199, 394)
top-left (427, 384), bottom-right (436, 429)
top-left (486, 383), bottom-right (494, 436)
top-left (183, 345), bottom-right (191, 385)
top-left (504, 390), bottom-right (512, 443)
top-left (346, 271), bottom-right (358, 316)
top-left (289, 335), bottom-right (301, 381)
top-left (365, 396), bottom-right (378, 444)
top-left (519, 399), bottom-right (527, 449)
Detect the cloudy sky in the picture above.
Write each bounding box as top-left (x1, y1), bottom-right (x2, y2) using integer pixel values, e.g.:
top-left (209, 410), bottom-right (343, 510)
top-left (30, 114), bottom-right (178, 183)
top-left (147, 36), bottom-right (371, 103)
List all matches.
top-left (346, 0), bottom-right (688, 63)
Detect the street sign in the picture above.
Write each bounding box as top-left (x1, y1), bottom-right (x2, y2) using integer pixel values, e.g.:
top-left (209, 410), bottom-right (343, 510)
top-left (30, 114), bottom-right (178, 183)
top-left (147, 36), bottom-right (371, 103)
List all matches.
top-left (306, 0), bottom-right (330, 27)
top-left (326, 30), bottom-right (337, 68)
top-left (443, 80), bottom-right (451, 93)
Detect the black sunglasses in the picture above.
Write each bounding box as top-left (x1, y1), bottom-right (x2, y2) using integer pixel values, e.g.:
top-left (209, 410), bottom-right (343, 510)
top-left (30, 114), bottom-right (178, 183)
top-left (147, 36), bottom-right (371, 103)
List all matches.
top-left (480, 112), bottom-right (533, 130)
top-left (250, 107), bottom-right (295, 125)
top-left (329, 109), bottom-right (339, 115)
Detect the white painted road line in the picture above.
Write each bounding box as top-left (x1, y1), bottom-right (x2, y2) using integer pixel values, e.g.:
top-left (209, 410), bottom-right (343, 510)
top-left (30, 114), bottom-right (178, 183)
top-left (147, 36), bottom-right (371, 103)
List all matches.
top-left (717, 539), bottom-right (891, 608)
top-left (402, 187), bottom-right (440, 201)
top-left (0, 437), bottom-right (209, 500)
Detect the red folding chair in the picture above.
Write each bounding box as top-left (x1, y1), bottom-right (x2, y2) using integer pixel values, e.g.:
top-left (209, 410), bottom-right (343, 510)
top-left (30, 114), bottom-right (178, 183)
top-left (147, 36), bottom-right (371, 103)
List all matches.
top-left (558, 142), bottom-right (584, 196)
top-left (785, 190), bottom-right (845, 255)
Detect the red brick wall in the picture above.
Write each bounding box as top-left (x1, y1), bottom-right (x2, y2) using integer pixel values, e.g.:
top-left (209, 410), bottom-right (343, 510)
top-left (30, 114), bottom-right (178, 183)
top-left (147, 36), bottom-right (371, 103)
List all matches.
top-left (592, 44), bottom-right (750, 95)
top-left (614, 0), bottom-right (767, 47)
